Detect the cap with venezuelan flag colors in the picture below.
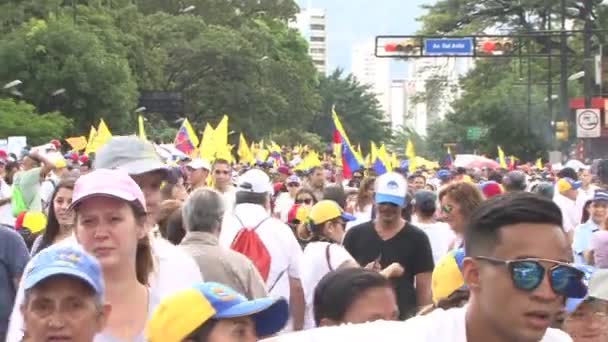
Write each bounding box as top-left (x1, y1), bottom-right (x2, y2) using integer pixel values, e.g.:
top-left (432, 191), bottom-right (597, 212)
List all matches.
top-left (431, 248), bottom-right (467, 304)
top-left (146, 282), bottom-right (289, 342)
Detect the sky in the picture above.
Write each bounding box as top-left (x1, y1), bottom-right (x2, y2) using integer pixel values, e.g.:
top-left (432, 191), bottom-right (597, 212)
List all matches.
top-left (296, 0), bottom-right (436, 74)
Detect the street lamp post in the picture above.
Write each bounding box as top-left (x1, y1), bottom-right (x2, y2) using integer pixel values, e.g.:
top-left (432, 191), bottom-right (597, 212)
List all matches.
top-left (583, 0), bottom-right (594, 108)
top-left (559, 0), bottom-right (569, 121)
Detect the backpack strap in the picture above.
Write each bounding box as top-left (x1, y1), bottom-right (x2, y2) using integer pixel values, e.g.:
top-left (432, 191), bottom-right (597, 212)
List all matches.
top-left (325, 243), bottom-right (333, 271)
top-left (234, 215), bottom-right (270, 231)
top-left (268, 269), bottom-right (286, 292)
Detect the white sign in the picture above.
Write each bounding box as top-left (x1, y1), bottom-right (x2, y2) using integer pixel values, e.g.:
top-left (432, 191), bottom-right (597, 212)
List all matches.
top-left (576, 109), bottom-right (601, 138)
top-left (7, 136), bottom-right (27, 156)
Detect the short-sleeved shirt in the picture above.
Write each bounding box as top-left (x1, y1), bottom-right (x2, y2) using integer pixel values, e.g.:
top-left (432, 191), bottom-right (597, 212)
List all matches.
top-left (572, 220), bottom-right (600, 264)
top-left (343, 221), bottom-right (434, 319)
top-left (0, 180), bottom-right (14, 227)
top-left (590, 230), bottom-right (608, 268)
top-left (0, 227), bottom-right (29, 336)
top-left (220, 204), bottom-right (303, 301)
top-left (300, 241), bottom-right (355, 329)
top-left (13, 167), bottom-right (43, 212)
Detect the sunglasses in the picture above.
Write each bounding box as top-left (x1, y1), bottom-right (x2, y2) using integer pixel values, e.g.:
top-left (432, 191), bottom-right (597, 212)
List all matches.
top-left (441, 204), bottom-right (454, 214)
top-left (287, 182), bottom-right (300, 187)
top-left (475, 256), bottom-right (584, 297)
top-left (296, 198), bottom-right (313, 205)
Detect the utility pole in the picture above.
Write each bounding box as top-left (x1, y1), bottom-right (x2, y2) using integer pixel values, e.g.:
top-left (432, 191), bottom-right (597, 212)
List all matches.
top-left (547, 3), bottom-right (553, 140)
top-left (583, 0), bottom-right (594, 108)
top-left (583, 0), bottom-right (594, 159)
top-left (559, 0), bottom-right (568, 120)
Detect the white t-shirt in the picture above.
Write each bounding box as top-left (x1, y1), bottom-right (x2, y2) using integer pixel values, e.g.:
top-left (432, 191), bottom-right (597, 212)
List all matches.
top-left (300, 241), bottom-right (354, 329)
top-left (0, 179), bottom-right (14, 227)
top-left (219, 186), bottom-right (237, 215)
top-left (220, 203), bottom-right (303, 327)
top-left (264, 306), bottom-right (572, 342)
top-left (353, 204), bottom-right (372, 222)
top-left (148, 236), bottom-right (204, 295)
top-left (274, 192), bottom-right (295, 223)
top-left (39, 173), bottom-right (59, 211)
top-left (553, 193), bottom-right (578, 233)
top-left (414, 221), bottom-right (455, 264)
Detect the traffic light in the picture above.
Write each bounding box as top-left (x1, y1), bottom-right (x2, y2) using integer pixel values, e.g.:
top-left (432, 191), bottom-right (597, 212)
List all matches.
top-left (555, 121), bottom-right (569, 141)
top-left (383, 39), bottom-right (421, 56)
top-left (476, 38), bottom-right (514, 56)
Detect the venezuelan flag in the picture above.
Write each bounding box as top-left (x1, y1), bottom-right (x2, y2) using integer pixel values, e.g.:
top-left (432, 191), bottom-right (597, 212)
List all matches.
top-left (332, 108), bottom-right (363, 178)
top-left (174, 118), bottom-right (199, 156)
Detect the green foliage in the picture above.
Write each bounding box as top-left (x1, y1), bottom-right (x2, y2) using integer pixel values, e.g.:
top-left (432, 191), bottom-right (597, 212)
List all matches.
top-left (0, 16), bottom-right (138, 133)
top-left (266, 129), bottom-right (325, 152)
top-left (0, 0), bottom-right (393, 149)
top-left (0, 98), bottom-right (72, 145)
top-left (389, 125), bottom-right (429, 158)
top-left (137, 0), bottom-right (299, 25)
top-left (312, 69), bottom-right (392, 147)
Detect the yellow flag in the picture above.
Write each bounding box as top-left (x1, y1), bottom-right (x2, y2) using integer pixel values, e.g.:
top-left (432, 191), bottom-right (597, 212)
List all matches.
top-left (84, 126), bottom-right (97, 155)
top-left (405, 139), bottom-right (417, 173)
top-left (97, 119), bottom-right (112, 142)
top-left (379, 144), bottom-right (392, 172)
top-left (66, 136), bottom-right (87, 151)
top-left (371, 142), bottom-right (379, 162)
top-left (138, 115), bottom-right (147, 141)
top-left (86, 119), bottom-right (112, 154)
top-left (200, 123), bottom-right (215, 161)
top-left (536, 158), bottom-right (543, 169)
top-left (497, 146), bottom-right (507, 169)
top-left (238, 133), bottom-right (254, 165)
top-left (294, 150), bottom-right (321, 171)
top-left (214, 115), bottom-right (229, 151)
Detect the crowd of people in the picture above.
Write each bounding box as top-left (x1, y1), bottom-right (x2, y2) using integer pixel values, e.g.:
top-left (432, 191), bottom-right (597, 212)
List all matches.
top-left (0, 136), bottom-right (607, 341)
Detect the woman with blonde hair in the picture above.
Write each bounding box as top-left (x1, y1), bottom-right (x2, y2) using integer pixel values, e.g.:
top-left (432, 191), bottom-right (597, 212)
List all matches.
top-left (71, 169), bottom-right (158, 341)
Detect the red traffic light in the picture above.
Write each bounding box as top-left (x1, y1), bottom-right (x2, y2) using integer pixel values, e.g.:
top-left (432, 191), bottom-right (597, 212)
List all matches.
top-left (482, 41), bottom-right (496, 53)
top-left (385, 43), bottom-right (397, 52)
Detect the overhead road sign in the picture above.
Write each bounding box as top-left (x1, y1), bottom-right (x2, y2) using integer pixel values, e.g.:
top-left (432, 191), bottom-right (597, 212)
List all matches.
top-left (424, 38), bottom-right (474, 56)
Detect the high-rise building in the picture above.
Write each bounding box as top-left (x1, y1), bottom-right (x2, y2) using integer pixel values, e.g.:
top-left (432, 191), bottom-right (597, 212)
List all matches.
top-left (291, 8), bottom-right (328, 75)
top-left (405, 57), bottom-right (475, 136)
top-left (351, 41), bottom-right (391, 118)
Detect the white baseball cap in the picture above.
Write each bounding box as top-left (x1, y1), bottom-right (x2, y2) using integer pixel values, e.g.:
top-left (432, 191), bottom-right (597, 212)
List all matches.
top-left (188, 158), bottom-right (211, 171)
top-left (375, 172), bottom-right (407, 207)
top-left (237, 169), bottom-right (273, 194)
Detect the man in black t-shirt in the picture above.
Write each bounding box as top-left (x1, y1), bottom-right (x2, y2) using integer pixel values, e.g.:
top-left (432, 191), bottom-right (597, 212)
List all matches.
top-left (344, 172), bottom-right (434, 319)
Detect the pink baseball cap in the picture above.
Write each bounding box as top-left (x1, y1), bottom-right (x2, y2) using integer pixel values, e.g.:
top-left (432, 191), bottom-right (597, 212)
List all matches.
top-left (70, 169), bottom-right (147, 212)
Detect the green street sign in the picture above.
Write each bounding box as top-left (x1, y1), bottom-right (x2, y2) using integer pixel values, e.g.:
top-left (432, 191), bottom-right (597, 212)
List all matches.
top-left (467, 126), bottom-right (483, 140)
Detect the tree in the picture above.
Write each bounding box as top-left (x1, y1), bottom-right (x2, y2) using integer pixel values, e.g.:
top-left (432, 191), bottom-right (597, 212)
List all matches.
top-left (136, 15), bottom-right (321, 140)
top-left (0, 16), bottom-right (138, 133)
top-left (427, 59), bottom-right (554, 160)
top-left (0, 98), bottom-right (72, 145)
top-left (413, 0), bottom-right (608, 159)
top-left (311, 69), bottom-right (391, 147)
top-left (266, 129), bottom-right (325, 152)
top-left (137, 0), bottom-right (299, 25)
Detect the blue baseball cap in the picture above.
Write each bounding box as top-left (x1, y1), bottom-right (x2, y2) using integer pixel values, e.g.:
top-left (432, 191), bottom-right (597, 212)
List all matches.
top-left (593, 189), bottom-right (608, 202)
top-left (147, 282), bottom-right (289, 342)
top-left (564, 264), bottom-right (594, 313)
top-left (24, 245), bottom-right (104, 298)
top-left (437, 169), bottom-right (452, 180)
top-left (375, 172), bottom-right (407, 207)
